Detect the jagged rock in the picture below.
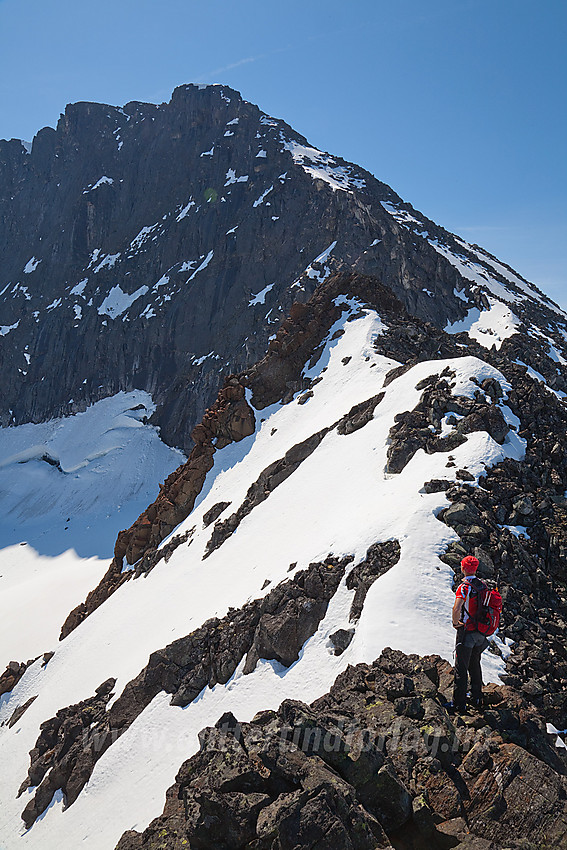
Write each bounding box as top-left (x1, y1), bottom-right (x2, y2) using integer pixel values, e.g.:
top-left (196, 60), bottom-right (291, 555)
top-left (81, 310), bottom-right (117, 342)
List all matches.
top-left (202, 500), bottom-right (231, 527)
top-left (443, 501), bottom-right (479, 527)
top-left (114, 649), bottom-right (567, 850)
top-left (337, 393), bottom-right (385, 436)
top-left (329, 628), bottom-right (356, 656)
top-left (423, 479), bottom-right (453, 493)
top-left (243, 597), bottom-right (329, 672)
top-left (385, 378), bottom-right (510, 475)
top-left (19, 678), bottom-right (116, 828)
top-left (371, 763), bottom-right (413, 832)
top-left (0, 660), bottom-right (31, 696)
top-left (24, 557), bottom-right (352, 826)
top-left (346, 541), bottom-right (401, 621)
top-left (7, 695), bottom-right (38, 729)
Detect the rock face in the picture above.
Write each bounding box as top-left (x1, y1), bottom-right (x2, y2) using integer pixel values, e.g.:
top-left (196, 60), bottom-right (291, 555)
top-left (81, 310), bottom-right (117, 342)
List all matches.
top-left (114, 648), bottom-right (567, 850)
top-left (1, 84), bottom-right (563, 452)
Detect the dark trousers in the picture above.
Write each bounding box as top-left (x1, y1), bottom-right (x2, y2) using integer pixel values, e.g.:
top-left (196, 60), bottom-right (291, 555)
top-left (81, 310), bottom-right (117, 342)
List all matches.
top-left (453, 629), bottom-right (488, 708)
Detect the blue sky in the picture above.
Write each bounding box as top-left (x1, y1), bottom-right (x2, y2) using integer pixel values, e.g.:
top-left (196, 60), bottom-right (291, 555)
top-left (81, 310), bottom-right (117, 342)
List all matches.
top-left (0, 0), bottom-right (565, 307)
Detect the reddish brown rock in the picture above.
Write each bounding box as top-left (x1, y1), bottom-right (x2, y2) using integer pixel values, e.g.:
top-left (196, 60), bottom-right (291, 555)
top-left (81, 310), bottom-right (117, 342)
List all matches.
top-left (59, 375), bottom-right (254, 640)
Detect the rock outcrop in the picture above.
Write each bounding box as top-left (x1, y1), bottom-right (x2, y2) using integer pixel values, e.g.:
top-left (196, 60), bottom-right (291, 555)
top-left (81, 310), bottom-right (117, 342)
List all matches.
top-left (58, 269), bottom-right (567, 737)
top-left (59, 375), bottom-right (254, 638)
top-left (25, 555), bottom-right (356, 824)
top-left (115, 648), bottom-right (567, 850)
top-left (0, 661), bottom-right (31, 698)
top-left (60, 271), bottom-right (406, 638)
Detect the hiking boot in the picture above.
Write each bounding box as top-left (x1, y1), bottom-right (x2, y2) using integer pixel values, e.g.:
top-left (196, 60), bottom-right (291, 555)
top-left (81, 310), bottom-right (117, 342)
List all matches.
top-left (468, 695), bottom-right (485, 711)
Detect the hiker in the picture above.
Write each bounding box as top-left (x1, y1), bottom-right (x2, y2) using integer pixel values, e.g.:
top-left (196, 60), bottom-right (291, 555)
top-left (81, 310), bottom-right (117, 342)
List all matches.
top-left (448, 555), bottom-right (490, 713)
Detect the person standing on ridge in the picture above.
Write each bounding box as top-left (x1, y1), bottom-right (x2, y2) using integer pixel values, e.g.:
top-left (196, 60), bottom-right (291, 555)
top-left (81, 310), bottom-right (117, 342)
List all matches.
top-left (448, 555), bottom-right (489, 713)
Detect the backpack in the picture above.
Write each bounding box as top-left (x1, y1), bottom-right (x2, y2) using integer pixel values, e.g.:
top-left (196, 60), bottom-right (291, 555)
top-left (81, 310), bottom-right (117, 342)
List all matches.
top-left (463, 577), bottom-right (502, 636)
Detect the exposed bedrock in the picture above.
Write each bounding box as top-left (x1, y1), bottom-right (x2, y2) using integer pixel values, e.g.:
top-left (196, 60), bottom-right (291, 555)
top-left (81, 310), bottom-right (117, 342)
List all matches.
top-left (24, 553), bottom-right (365, 826)
top-left (3, 85), bottom-right (536, 450)
top-left (59, 374), bottom-right (255, 639)
top-left (115, 648), bottom-right (567, 850)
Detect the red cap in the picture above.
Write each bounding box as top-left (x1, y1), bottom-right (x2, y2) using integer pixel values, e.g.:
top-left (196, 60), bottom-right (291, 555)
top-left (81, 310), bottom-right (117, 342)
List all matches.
top-left (461, 556), bottom-right (479, 574)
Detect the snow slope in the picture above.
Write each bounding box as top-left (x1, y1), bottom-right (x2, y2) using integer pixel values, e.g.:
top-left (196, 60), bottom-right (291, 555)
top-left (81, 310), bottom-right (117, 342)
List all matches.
top-left (0, 302), bottom-right (524, 849)
top-left (0, 391), bottom-right (184, 671)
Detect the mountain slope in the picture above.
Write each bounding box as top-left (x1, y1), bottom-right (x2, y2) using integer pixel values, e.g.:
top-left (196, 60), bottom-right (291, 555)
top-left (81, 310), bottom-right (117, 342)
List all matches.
top-left (1, 84), bottom-right (565, 452)
top-left (1, 270), bottom-right (566, 849)
top-left (0, 86), bottom-right (566, 850)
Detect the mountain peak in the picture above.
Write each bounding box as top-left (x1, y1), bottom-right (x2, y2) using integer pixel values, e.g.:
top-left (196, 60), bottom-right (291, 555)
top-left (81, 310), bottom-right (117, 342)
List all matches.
top-left (0, 87), bottom-right (566, 849)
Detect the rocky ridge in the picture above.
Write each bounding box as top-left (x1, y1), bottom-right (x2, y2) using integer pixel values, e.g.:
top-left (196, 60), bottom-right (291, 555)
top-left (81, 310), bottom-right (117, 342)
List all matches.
top-left (58, 269), bottom-right (567, 706)
top-left (21, 552), bottom-right (380, 827)
top-left (1, 89), bottom-right (567, 849)
top-left (8, 269), bottom-right (565, 844)
top-left (115, 648), bottom-right (567, 850)
top-left (59, 272), bottom-right (405, 638)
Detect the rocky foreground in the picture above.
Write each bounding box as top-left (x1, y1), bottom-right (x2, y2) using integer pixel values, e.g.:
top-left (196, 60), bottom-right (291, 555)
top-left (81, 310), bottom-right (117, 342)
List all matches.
top-left (115, 648), bottom-right (567, 850)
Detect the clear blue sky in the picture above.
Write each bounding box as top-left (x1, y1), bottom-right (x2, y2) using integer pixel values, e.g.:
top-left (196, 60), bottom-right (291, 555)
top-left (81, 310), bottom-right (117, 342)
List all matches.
top-left (1, 0), bottom-right (565, 307)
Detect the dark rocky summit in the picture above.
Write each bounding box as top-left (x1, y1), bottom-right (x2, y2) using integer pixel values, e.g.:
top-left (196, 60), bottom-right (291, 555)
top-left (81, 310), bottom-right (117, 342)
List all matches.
top-left (1, 84), bottom-right (563, 452)
top-left (114, 648), bottom-right (567, 850)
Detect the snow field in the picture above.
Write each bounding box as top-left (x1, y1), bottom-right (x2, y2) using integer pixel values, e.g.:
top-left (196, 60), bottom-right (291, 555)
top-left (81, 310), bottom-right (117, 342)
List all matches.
top-left (445, 296), bottom-right (521, 350)
top-left (0, 305), bottom-right (525, 849)
top-left (0, 391), bottom-right (184, 671)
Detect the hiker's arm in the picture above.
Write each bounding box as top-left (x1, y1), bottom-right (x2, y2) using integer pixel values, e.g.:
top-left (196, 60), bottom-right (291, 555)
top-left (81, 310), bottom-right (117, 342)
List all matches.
top-left (452, 597), bottom-right (464, 629)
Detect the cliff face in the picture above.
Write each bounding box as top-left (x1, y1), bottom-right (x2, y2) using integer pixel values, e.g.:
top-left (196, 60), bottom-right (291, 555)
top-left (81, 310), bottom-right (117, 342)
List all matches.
top-left (2, 84), bottom-right (563, 450)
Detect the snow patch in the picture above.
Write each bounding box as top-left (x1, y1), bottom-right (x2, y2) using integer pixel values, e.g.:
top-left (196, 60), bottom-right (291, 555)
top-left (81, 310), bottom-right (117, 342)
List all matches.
top-left (429, 239), bottom-right (523, 305)
top-left (98, 285), bottom-right (149, 319)
top-left (23, 257), bottom-right (41, 274)
top-left (253, 185), bottom-right (273, 207)
top-left (224, 169), bottom-right (249, 186)
top-left (176, 200), bottom-right (196, 221)
top-left (129, 224), bottom-right (159, 251)
top-left (186, 251), bottom-right (213, 281)
top-left (70, 279), bottom-right (88, 297)
top-left (445, 297), bottom-right (521, 350)
top-left (282, 137), bottom-right (365, 193)
top-left (83, 176), bottom-right (114, 194)
top-left (0, 321), bottom-right (19, 336)
top-left (153, 274), bottom-right (169, 291)
top-left (93, 253), bottom-right (121, 274)
top-left (249, 283), bottom-right (274, 306)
